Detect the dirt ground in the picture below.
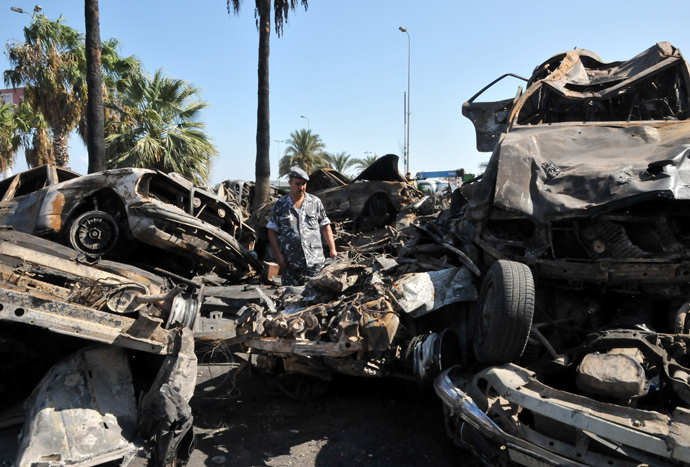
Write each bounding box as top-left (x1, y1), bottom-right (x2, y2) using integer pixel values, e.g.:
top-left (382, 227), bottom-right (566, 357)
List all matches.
top-left (0, 352), bottom-right (483, 467)
top-left (188, 353), bottom-right (483, 467)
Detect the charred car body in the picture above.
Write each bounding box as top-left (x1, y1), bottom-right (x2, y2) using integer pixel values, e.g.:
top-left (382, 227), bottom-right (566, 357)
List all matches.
top-left (435, 42), bottom-right (690, 465)
top-left (308, 155), bottom-right (430, 230)
top-left (0, 165), bottom-right (261, 279)
top-left (253, 154), bottom-right (429, 234)
top-left (0, 229), bottom-right (197, 465)
top-left (234, 257), bottom-right (475, 399)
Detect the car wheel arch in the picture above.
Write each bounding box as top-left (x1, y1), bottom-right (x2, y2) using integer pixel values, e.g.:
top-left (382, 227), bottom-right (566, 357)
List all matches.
top-left (60, 188), bottom-right (129, 252)
top-left (63, 188), bottom-right (128, 228)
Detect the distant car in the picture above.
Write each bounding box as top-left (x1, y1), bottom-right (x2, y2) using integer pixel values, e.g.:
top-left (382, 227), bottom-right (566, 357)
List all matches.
top-left (0, 165), bottom-right (262, 278)
top-left (417, 179), bottom-right (456, 196)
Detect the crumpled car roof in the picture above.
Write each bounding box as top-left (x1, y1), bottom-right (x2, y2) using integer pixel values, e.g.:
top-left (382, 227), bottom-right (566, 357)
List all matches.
top-left (354, 154), bottom-right (407, 182)
top-left (524, 42), bottom-right (681, 95)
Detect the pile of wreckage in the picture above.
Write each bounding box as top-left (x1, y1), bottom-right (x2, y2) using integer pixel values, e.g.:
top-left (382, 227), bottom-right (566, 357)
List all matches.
top-left (4, 41), bottom-right (690, 467)
top-left (0, 166), bottom-right (264, 465)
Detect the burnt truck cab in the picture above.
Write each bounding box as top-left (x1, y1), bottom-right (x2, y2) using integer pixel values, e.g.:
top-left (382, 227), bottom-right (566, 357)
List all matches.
top-left (463, 43), bottom-right (690, 284)
top-left (436, 43), bottom-right (690, 467)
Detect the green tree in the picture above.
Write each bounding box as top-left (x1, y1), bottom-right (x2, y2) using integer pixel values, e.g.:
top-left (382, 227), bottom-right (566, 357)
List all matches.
top-left (105, 69), bottom-right (217, 185)
top-left (0, 103), bottom-right (20, 172)
top-left (321, 151), bottom-right (357, 175)
top-left (5, 13), bottom-right (140, 171)
top-left (10, 98), bottom-right (54, 167)
top-left (227, 0), bottom-right (309, 210)
top-left (353, 154), bottom-right (379, 172)
top-left (279, 129), bottom-right (325, 177)
top-left (4, 14), bottom-right (86, 167)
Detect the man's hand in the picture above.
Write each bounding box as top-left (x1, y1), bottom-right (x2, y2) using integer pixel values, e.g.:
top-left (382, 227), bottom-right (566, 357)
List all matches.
top-left (267, 228), bottom-right (287, 269)
top-left (276, 252), bottom-right (287, 269)
top-left (322, 224), bottom-right (337, 261)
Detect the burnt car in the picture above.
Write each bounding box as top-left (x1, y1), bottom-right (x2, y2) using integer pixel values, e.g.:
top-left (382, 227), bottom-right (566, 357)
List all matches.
top-left (253, 154), bottom-right (429, 233)
top-left (217, 178), bottom-right (284, 222)
top-left (435, 42), bottom-right (690, 465)
top-left (310, 154), bottom-right (430, 230)
top-left (0, 165), bottom-right (262, 278)
top-left (0, 229), bottom-right (198, 465)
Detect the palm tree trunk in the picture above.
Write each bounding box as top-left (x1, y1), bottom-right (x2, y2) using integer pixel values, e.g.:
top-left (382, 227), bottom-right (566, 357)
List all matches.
top-left (253, 0), bottom-right (271, 211)
top-left (85, 0), bottom-right (106, 173)
top-left (53, 129), bottom-right (69, 167)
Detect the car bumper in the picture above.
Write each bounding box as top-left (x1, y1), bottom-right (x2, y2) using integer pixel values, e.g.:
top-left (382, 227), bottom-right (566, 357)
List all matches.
top-left (434, 364), bottom-right (690, 466)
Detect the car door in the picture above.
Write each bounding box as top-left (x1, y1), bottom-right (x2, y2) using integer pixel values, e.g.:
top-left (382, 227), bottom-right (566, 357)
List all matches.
top-left (0, 166), bottom-right (53, 234)
top-left (462, 73), bottom-right (528, 152)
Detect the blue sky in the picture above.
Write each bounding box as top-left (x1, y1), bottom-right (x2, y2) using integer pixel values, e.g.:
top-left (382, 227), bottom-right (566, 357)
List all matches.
top-left (3, 0), bottom-right (690, 184)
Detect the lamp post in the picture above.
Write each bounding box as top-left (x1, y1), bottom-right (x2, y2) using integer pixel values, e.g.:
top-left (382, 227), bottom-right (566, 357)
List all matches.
top-left (274, 139), bottom-right (284, 180)
top-left (300, 115), bottom-right (310, 131)
top-left (399, 26), bottom-right (411, 175)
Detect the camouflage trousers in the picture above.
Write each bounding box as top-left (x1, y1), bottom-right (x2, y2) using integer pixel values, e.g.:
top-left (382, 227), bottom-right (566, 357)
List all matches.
top-left (281, 263), bottom-right (324, 286)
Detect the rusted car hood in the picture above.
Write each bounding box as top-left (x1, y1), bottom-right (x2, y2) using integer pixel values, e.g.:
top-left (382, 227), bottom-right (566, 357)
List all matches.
top-left (489, 121), bottom-right (690, 221)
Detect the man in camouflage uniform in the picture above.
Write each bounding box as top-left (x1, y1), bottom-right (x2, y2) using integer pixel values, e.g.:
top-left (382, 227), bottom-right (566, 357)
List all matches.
top-left (267, 167), bottom-right (337, 286)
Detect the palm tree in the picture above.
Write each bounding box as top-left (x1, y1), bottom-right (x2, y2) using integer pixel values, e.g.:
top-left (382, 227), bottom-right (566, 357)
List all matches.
top-left (227, 0), bottom-right (309, 210)
top-left (105, 69), bottom-right (217, 185)
top-left (11, 99), bottom-right (54, 167)
top-left (0, 103), bottom-right (20, 172)
top-left (78, 38), bottom-right (142, 155)
top-left (353, 154), bottom-right (379, 172)
top-left (279, 129), bottom-right (325, 177)
top-left (85, 0), bottom-right (106, 173)
top-left (321, 151), bottom-right (357, 175)
top-left (4, 14), bottom-right (86, 167)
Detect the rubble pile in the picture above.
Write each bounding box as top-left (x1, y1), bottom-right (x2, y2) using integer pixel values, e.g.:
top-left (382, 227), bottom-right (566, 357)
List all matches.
top-left (235, 248), bottom-right (476, 387)
top-left (4, 41), bottom-right (690, 467)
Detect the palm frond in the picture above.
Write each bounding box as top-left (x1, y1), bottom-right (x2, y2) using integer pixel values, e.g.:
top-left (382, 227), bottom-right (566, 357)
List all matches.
top-left (279, 129), bottom-right (326, 177)
top-left (105, 68), bottom-right (217, 185)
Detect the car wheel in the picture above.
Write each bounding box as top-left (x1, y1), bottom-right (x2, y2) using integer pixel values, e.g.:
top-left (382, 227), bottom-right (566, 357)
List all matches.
top-left (69, 210), bottom-right (120, 257)
top-left (472, 260), bottom-right (535, 365)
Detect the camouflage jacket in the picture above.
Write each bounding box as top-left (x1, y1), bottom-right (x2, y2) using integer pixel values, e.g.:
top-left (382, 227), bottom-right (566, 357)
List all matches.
top-left (268, 193), bottom-right (331, 270)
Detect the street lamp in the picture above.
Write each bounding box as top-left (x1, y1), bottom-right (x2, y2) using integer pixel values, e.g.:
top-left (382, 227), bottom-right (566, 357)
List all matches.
top-left (11, 5), bottom-right (41, 18)
top-left (300, 115), bottom-right (310, 131)
top-left (399, 26), bottom-right (411, 175)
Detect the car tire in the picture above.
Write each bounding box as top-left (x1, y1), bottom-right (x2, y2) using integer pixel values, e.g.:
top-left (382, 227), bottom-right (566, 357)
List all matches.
top-left (472, 260), bottom-right (535, 365)
top-left (69, 210), bottom-right (120, 257)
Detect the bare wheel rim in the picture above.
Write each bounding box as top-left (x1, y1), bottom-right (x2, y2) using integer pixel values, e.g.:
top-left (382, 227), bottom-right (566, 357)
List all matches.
top-left (70, 211), bottom-right (120, 256)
